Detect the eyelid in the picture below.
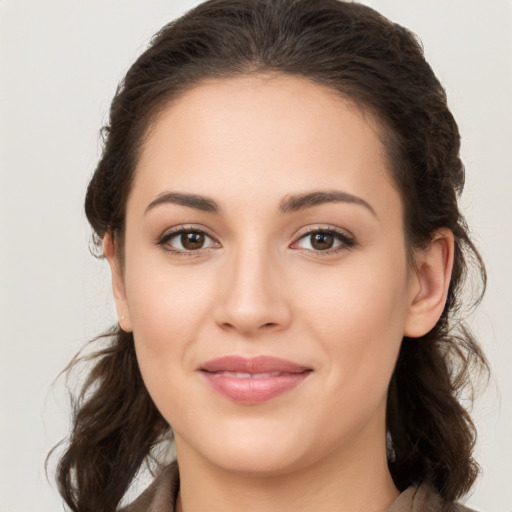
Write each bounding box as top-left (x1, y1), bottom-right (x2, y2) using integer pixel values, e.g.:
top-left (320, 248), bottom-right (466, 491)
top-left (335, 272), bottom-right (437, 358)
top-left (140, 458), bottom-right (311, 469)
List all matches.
top-left (290, 225), bottom-right (356, 254)
top-left (156, 225), bottom-right (221, 255)
top-left (155, 223), bottom-right (355, 256)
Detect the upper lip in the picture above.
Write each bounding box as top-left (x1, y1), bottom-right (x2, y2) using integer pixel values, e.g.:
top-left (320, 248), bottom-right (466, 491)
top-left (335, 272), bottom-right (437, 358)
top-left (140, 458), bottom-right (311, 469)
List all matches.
top-left (200, 356), bottom-right (311, 374)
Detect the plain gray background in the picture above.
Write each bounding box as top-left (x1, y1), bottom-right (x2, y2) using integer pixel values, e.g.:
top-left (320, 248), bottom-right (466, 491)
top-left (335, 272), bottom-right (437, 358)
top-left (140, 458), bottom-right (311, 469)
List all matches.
top-left (1, 1), bottom-right (511, 510)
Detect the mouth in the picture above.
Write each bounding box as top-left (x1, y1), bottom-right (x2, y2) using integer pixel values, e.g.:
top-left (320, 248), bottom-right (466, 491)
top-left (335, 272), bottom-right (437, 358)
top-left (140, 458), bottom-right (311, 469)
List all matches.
top-left (199, 356), bottom-right (312, 404)
top-left (207, 371), bottom-right (294, 378)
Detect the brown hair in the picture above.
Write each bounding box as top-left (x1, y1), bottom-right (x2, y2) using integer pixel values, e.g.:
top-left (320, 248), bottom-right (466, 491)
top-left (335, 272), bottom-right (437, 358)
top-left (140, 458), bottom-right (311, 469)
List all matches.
top-left (52, 1), bottom-right (488, 510)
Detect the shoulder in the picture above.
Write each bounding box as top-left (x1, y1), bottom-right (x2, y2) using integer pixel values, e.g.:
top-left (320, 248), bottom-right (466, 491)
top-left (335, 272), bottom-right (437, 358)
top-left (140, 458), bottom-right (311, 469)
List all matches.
top-left (118, 461), bottom-right (179, 512)
top-left (385, 482), bottom-right (480, 512)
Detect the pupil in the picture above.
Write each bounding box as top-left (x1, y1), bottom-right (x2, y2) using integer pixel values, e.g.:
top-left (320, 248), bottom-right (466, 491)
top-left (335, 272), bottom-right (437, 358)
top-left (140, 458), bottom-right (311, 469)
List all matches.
top-left (311, 232), bottom-right (334, 250)
top-left (181, 232), bottom-right (205, 250)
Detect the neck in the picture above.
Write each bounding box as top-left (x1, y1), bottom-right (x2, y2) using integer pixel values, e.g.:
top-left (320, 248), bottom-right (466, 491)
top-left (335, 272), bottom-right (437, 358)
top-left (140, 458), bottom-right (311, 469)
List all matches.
top-left (174, 427), bottom-right (399, 512)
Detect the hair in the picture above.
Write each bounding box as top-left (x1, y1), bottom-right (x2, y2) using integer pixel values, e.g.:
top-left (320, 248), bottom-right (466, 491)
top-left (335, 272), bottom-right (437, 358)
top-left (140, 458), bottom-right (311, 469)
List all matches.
top-left (52, 1), bottom-right (488, 511)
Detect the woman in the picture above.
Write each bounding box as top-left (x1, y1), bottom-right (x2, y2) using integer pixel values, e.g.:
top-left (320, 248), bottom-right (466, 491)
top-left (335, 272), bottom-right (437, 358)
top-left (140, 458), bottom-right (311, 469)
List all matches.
top-left (54, 0), bottom-right (487, 510)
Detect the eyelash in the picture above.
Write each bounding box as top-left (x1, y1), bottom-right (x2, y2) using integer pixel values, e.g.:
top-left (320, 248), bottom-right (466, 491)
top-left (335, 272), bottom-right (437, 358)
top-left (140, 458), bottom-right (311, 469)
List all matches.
top-left (291, 226), bottom-right (356, 255)
top-left (157, 225), bottom-right (219, 257)
top-left (156, 225), bottom-right (356, 256)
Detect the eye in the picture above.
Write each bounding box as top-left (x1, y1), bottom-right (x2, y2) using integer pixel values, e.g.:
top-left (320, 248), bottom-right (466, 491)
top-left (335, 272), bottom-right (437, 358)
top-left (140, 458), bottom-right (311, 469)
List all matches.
top-left (292, 228), bottom-right (355, 253)
top-left (158, 228), bottom-right (219, 253)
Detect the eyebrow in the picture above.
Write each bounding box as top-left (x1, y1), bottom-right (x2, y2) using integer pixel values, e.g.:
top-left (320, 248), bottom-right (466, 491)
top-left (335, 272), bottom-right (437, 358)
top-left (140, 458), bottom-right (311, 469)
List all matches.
top-left (145, 192), bottom-right (220, 214)
top-left (279, 190), bottom-right (376, 216)
top-left (144, 189), bottom-right (376, 217)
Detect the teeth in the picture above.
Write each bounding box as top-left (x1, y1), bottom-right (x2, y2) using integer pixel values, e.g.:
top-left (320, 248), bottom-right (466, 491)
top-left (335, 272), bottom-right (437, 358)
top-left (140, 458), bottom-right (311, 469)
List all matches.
top-left (217, 371), bottom-right (283, 378)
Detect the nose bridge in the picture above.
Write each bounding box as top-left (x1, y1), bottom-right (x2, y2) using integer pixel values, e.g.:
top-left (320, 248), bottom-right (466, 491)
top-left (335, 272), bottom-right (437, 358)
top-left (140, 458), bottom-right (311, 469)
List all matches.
top-left (216, 236), bottom-right (291, 334)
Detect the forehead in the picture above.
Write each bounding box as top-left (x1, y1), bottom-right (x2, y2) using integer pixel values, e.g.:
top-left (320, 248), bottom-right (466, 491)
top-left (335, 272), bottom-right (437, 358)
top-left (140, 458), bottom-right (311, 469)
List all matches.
top-left (131, 74), bottom-right (399, 217)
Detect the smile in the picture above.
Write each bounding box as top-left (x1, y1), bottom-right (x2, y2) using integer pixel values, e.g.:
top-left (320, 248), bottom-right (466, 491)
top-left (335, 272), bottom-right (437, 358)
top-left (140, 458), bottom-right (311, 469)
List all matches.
top-left (213, 371), bottom-right (292, 378)
top-left (200, 356), bottom-right (312, 404)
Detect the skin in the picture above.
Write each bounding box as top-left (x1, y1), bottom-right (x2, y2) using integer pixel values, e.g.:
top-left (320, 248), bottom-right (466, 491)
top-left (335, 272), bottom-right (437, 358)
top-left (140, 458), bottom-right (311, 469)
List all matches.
top-left (105, 74), bottom-right (454, 512)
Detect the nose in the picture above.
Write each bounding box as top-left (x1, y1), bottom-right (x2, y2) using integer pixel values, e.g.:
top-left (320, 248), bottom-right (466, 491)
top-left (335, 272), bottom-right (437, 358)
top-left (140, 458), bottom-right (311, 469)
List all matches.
top-left (214, 246), bottom-right (292, 336)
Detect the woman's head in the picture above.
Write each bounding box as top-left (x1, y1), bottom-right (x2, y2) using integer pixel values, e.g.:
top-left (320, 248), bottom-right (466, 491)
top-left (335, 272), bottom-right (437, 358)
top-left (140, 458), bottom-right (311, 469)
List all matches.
top-left (57, 1), bottom-right (487, 510)
top-left (104, 71), bottom-right (452, 479)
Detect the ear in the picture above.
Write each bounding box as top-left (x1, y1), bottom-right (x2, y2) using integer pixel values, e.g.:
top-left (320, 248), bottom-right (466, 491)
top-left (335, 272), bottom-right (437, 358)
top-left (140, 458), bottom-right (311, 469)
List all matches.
top-left (103, 232), bottom-right (133, 332)
top-left (404, 228), bottom-right (455, 338)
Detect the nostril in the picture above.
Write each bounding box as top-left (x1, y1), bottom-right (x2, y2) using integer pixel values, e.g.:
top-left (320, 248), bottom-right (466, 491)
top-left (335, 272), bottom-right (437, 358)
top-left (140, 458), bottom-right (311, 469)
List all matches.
top-left (219, 321), bottom-right (279, 333)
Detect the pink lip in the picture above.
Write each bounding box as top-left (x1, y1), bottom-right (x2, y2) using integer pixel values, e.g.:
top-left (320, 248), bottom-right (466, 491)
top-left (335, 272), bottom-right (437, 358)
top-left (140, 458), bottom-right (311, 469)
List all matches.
top-left (200, 356), bottom-right (312, 404)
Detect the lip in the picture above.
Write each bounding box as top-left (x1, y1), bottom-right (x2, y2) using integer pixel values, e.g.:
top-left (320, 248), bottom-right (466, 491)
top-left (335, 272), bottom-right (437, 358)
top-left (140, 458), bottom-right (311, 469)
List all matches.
top-left (199, 356), bottom-right (312, 404)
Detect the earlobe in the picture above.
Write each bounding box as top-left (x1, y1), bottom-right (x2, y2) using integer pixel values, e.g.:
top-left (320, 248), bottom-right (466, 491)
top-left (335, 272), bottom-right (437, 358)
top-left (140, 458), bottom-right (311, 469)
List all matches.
top-left (404, 228), bottom-right (454, 338)
top-left (103, 232), bottom-right (133, 332)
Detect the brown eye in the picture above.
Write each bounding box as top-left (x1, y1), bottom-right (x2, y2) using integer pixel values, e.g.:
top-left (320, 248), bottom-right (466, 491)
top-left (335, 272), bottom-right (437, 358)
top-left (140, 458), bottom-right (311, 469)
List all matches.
top-left (292, 229), bottom-right (355, 254)
top-left (310, 232), bottom-right (334, 250)
top-left (181, 231), bottom-right (205, 250)
top-left (159, 228), bottom-right (219, 253)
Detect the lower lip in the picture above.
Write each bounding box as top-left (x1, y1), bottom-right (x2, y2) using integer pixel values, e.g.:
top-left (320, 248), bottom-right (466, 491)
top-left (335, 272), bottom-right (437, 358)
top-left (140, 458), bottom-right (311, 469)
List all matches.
top-left (201, 371), bottom-right (311, 404)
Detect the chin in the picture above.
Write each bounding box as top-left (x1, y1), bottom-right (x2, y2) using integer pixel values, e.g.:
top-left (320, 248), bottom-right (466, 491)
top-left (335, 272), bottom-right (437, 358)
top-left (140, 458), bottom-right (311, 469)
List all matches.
top-left (210, 442), bottom-right (308, 476)
top-left (175, 416), bottom-right (315, 476)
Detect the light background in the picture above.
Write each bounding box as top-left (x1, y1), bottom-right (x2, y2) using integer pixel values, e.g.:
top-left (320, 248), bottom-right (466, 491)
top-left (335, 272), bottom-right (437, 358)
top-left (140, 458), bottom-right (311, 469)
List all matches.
top-left (0, 1), bottom-right (510, 510)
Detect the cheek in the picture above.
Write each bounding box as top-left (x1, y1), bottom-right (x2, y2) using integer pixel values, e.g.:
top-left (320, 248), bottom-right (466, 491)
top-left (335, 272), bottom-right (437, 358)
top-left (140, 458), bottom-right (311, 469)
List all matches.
top-left (296, 255), bottom-right (409, 391)
top-left (299, 256), bottom-right (409, 334)
top-left (123, 253), bottom-right (217, 363)
top-left (122, 259), bottom-right (219, 424)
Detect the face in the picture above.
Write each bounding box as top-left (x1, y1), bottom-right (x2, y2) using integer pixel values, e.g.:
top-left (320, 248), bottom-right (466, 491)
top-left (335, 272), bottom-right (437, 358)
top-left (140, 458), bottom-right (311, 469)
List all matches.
top-left (110, 74), bottom-right (425, 476)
